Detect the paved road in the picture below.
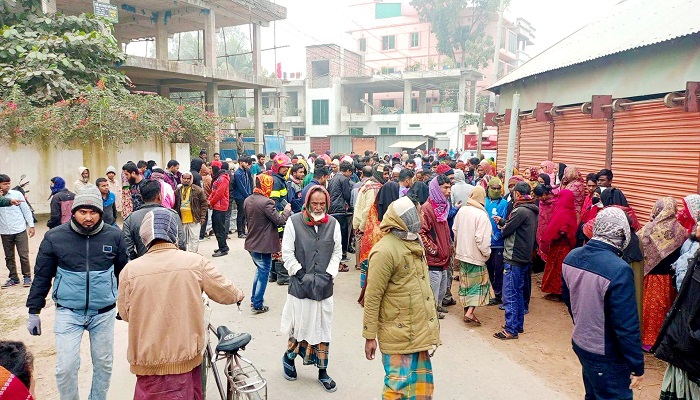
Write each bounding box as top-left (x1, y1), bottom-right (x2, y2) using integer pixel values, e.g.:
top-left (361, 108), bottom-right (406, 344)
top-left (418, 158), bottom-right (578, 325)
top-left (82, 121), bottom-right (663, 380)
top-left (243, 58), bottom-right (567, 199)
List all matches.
top-left (105, 234), bottom-right (570, 400)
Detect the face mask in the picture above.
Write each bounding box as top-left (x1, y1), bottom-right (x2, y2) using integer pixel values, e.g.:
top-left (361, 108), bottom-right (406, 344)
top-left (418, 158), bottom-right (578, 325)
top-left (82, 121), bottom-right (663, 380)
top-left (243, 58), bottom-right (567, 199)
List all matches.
top-left (488, 189), bottom-right (501, 199)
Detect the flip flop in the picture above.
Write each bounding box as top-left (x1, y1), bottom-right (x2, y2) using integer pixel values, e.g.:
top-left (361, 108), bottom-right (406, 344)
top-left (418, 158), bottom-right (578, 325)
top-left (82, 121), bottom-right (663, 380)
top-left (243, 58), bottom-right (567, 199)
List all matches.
top-left (339, 263), bottom-right (350, 272)
top-left (464, 316), bottom-right (481, 325)
top-left (282, 355), bottom-right (297, 381)
top-left (318, 376), bottom-right (337, 392)
top-left (493, 330), bottom-right (518, 340)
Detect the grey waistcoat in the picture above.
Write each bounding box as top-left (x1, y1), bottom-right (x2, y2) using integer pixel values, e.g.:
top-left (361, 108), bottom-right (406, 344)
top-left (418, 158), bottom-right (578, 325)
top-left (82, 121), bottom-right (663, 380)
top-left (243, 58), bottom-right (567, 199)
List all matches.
top-left (288, 213), bottom-right (337, 301)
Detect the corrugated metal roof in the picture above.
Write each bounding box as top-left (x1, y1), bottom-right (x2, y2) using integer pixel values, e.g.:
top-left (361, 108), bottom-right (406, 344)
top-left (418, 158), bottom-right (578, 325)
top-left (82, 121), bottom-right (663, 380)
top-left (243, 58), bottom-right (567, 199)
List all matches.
top-left (490, 0), bottom-right (700, 91)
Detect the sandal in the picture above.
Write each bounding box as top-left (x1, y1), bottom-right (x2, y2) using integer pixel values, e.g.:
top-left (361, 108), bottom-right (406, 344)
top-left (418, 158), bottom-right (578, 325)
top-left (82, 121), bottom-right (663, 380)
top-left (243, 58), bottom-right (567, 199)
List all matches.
top-left (339, 263), bottom-right (350, 272)
top-left (318, 376), bottom-right (337, 392)
top-left (464, 315), bottom-right (481, 325)
top-left (493, 330), bottom-right (518, 340)
top-left (251, 306), bottom-right (269, 314)
top-left (282, 355), bottom-right (297, 381)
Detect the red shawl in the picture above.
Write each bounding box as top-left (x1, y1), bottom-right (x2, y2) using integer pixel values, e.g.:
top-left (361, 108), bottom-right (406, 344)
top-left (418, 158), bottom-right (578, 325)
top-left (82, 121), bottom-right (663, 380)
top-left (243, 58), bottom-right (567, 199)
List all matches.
top-left (536, 194), bottom-right (558, 261)
top-left (541, 189), bottom-right (578, 254)
top-left (580, 194), bottom-right (600, 225)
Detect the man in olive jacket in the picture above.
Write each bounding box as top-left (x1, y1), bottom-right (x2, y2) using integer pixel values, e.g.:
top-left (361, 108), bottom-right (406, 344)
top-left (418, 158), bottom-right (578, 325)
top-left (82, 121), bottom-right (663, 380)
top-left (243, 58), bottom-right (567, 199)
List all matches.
top-left (363, 196), bottom-right (440, 399)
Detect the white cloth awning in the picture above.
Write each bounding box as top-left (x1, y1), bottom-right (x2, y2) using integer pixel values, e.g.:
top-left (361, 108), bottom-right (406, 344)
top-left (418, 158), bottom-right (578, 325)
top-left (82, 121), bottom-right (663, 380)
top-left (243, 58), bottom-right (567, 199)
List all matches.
top-left (388, 140), bottom-right (426, 149)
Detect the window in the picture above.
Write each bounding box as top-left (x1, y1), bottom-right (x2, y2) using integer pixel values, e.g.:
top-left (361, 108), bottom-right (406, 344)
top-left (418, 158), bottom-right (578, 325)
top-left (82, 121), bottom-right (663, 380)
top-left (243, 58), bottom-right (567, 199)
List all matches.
top-left (411, 98), bottom-right (418, 112)
top-left (261, 93), bottom-right (272, 108)
top-left (311, 60), bottom-right (329, 78)
top-left (375, 3), bottom-right (401, 19)
top-left (292, 127), bottom-right (306, 138)
top-left (381, 35), bottom-right (395, 51)
top-left (349, 127), bottom-right (363, 136)
top-left (380, 127), bottom-right (397, 135)
top-left (410, 32), bottom-right (419, 48)
top-left (508, 32), bottom-right (517, 54)
top-left (381, 99), bottom-right (395, 108)
top-left (408, 123), bottom-right (420, 129)
top-left (312, 99), bottom-right (329, 125)
top-left (263, 122), bottom-right (275, 134)
top-left (358, 38), bottom-right (366, 52)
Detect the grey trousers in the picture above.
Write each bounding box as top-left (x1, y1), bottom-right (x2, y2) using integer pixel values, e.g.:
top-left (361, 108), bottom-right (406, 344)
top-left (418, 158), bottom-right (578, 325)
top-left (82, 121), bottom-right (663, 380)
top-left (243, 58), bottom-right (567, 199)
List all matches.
top-left (2, 231), bottom-right (31, 281)
top-left (429, 270), bottom-right (448, 308)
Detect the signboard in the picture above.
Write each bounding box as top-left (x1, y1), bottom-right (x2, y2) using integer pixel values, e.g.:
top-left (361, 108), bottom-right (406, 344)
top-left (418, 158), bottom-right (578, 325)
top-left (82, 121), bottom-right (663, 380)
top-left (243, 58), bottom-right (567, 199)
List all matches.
top-left (93, 1), bottom-right (118, 23)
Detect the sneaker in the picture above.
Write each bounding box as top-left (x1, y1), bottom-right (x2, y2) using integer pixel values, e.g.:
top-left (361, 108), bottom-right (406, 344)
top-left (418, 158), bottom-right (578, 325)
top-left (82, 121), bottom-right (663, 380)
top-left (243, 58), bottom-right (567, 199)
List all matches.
top-left (238, 234), bottom-right (247, 239)
top-left (347, 246), bottom-right (355, 254)
top-left (341, 255), bottom-right (351, 262)
top-left (1, 279), bottom-right (20, 289)
top-left (251, 305), bottom-right (269, 314)
top-left (442, 298), bottom-right (457, 307)
top-left (212, 251), bottom-right (228, 257)
top-left (23, 277), bottom-right (32, 287)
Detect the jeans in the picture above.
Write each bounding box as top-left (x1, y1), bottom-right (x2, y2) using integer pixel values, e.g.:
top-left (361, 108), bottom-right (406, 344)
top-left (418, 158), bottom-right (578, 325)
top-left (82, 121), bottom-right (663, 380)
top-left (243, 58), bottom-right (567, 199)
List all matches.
top-left (331, 214), bottom-right (349, 255)
top-left (429, 269), bottom-right (448, 308)
top-left (224, 200), bottom-right (233, 234)
top-left (503, 262), bottom-right (528, 335)
top-left (183, 222), bottom-right (201, 253)
top-left (55, 307), bottom-right (115, 400)
top-left (486, 248), bottom-right (504, 300)
top-left (211, 210), bottom-right (228, 252)
top-left (573, 344), bottom-right (633, 400)
top-left (249, 252), bottom-right (272, 309)
top-left (1, 230), bottom-right (31, 281)
top-left (235, 199), bottom-right (246, 235)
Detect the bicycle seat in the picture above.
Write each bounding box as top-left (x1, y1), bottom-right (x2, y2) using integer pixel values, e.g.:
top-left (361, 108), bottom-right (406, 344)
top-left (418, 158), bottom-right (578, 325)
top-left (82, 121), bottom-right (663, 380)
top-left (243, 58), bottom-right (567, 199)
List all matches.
top-left (215, 326), bottom-right (252, 353)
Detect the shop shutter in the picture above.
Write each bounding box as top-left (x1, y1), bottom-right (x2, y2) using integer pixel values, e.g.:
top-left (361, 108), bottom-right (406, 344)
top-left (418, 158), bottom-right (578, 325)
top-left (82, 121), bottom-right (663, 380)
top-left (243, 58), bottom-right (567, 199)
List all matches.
top-left (611, 101), bottom-right (700, 219)
top-left (352, 136), bottom-right (376, 155)
top-left (310, 136), bottom-right (331, 154)
top-left (551, 112), bottom-right (608, 178)
top-left (518, 117), bottom-right (551, 172)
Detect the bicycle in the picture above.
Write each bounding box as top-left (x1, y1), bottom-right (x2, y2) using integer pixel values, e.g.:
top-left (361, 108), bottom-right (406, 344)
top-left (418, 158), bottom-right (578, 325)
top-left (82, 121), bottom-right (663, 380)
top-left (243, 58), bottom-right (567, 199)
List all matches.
top-left (201, 298), bottom-right (267, 400)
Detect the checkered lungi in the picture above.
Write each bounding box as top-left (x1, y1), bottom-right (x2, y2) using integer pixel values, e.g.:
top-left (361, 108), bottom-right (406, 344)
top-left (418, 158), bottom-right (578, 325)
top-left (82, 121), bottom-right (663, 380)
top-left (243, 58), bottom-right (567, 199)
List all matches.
top-left (382, 351), bottom-right (434, 400)
top-left (286, 337), bottom-right (329, 369)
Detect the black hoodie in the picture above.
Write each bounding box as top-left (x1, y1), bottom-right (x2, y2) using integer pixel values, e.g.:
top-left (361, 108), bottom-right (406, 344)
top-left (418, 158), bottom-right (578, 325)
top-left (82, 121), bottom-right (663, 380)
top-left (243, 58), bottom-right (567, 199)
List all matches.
top-left (499, 202), bottom-right (539, 266)
top-left (189, 159), bottom-right (204, 188)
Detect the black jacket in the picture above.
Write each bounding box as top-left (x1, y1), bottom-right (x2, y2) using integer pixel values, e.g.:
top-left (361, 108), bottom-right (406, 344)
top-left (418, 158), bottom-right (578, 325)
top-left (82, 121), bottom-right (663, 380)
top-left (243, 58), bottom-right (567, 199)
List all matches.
top-left (27, 222), bottom-right (128, 314)
top-left (328, 173), bottom-right (352, 215)
top-left (499, 202), bottom-right (539, 266)
top-left (653, 250), bottom-right (700, 382)
top-left (47, 189), bottom-right (75, 229)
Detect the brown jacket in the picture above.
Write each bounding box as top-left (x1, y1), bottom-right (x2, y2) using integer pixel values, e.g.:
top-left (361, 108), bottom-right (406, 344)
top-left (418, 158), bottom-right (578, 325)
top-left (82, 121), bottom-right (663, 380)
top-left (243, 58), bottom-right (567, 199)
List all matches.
top-left (363, 205), bottom-right (440, 355)
top-left (175, 184), bottom-right (209, 224)
top-left (243, 193), bottom-right (291, 254)
top-left (117, 243), bottom-right (244, 375)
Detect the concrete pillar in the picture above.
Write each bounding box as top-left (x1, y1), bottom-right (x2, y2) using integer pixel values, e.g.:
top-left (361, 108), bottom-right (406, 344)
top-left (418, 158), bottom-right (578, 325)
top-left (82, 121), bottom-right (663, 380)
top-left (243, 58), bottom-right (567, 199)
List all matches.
top-left (205, 82), bottom-right (220, 153)
top-left (403, 80), bottom-right (412, 114)
top-left (155, 14), bottom-right (168, 61)
top-left (458, 76), bottom-right (467, 113)
top-left (252, 24), bottom-right (263, 154)
top-left (203, 9), bottom-right (216, 69)
top-left (41, 0), bottom-right (56, 13)
top-left (366, 92), bottom-right (374, 114)
top-left (469, 80), bottom-right (477, 113)
top-left (158, 86), bottom-right (170, 98)
top-left (418, 89), bottom-right (427, 113)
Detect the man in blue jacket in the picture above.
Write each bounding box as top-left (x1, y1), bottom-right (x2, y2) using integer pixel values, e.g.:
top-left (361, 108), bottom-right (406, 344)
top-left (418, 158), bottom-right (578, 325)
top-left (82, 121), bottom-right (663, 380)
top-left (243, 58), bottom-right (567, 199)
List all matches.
top-left (232, 156), bottom-right (253, 238)
top-left (485, 177), bottom-right (509, 305)
top-left (562, 207), bottom-right (644, 399)
top-left (26, 186), bottom-right (128, 400)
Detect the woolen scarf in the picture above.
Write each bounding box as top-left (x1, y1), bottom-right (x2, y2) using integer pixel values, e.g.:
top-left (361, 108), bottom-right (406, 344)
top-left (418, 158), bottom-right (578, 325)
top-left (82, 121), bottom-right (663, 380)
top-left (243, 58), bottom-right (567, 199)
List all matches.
top-left (592, 207), bottom-right (631, 251)
top-left (428, 176), bottom-right (449, 222)
top-left (372, 164), bottom-right (386, 184)
top-left (301, 185), bottom-right (330, 226)
top-left (254, 174), bottom-right (273, 197)
top-left (638, 197), bottom-right (688, 275)
top-left (467, 186), bottom-right (487, 213)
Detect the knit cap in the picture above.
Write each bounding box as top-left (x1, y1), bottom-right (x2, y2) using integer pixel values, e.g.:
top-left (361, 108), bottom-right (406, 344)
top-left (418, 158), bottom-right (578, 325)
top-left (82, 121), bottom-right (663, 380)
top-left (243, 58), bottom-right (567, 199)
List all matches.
top-left (139, 208), bottom-right (179, 248)
top-left (72, 186), bottom-right (103, 214)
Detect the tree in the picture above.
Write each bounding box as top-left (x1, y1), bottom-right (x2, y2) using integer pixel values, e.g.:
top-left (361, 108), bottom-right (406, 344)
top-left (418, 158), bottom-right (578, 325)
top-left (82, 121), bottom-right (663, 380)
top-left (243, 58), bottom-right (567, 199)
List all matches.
top-left (0, 0), bottom-right (128, 103)
top-left (410, 0), bottom-right (507, 70)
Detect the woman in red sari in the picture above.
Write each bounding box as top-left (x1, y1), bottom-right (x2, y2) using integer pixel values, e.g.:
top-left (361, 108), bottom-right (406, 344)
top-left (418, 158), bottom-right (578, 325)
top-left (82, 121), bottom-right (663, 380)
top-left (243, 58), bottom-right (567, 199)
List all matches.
top-left (638, 197), bottom-right (687, 351)
top-left (534, 183), bottom-right (557, 263)
top-left (561, 166), bottom-right (586, 220)
top-left (540, 190), bottom-right (577, 299)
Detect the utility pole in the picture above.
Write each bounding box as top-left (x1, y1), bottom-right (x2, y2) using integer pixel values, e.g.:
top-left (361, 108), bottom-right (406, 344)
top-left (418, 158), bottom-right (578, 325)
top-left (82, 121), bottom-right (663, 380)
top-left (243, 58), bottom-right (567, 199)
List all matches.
top-left (505, 93), bottom-right (519, 184)
top-left (476, 106), bottom-right (485, 159)
top-left (490, 0), bottom-right (505, 112)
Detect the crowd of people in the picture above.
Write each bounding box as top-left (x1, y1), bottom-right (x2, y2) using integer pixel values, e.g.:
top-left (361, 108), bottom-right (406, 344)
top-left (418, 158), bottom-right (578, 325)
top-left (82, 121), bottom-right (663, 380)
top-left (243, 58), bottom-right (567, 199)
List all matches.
top-left (0, 148), bottom-right (698, 400)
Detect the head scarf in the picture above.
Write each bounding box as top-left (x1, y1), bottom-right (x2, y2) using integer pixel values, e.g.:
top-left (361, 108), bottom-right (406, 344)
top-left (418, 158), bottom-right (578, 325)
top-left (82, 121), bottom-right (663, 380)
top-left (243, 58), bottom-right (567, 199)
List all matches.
top-left (302, 185), bottom-right (330, 226)
top-left (542, 189), bottom-right (578, 250)
top-left (372, 163), bottom-right (386, 184)
top-left (139, 208), bottom-right (179, 248)
top-left (436, 164), bottom-right (452, 175)
top-left (467, 186), bottom-right (487, 212)
top-left (0, 366), bottom-right (33, 400)
top-left (478, 160), bottom-right (493, 176)
top-left (540, 161), bottom-right (556, 175)
top-left (561, 166), bottom-right (583, 186)
top-left (406, 181), bottom-right (429, 205)
top-left (677, 194), bottom-right (700, 234)
top-left (508, 175), bottom-right (524, 187)
top-left (319, 154), bottom-right (331, 165)
top-left (428, 175), bottom-right (449, 222)
top-left (50, 176), bottom-right (66, 196)
top-left (557, 163), bottom-right (567, 183)
top-left (455, 161), bottom-right (465, 171)
top-left (254, 174), bottom-right (273, 197)
top-left (592, 207), bottom-right (631, 251)
top-left (487, 177), bottom-right (502, 200)
top-left (382, 196), bottom-right (421, 241)
top-left (638, 197), bottom-right (688, 275)
top-left (453, 169), bottom-right (466, 184)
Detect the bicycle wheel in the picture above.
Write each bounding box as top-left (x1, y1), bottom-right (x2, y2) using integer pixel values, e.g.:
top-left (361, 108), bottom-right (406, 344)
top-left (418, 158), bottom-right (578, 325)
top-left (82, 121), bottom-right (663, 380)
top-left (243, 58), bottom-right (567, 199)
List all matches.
top-left (202, 345), bottom-right (226, 400)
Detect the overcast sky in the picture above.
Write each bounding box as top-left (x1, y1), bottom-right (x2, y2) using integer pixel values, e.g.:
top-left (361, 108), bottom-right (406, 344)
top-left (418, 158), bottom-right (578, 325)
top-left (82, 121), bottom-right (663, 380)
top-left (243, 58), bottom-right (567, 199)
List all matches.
top-left (259, 0), bottom-right (618, 75)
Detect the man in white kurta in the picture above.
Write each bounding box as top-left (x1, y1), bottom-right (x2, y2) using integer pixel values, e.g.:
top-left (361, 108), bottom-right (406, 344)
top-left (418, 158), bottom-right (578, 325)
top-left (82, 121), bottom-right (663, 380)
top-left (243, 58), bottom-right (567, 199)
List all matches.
top-left (280, 185), bottom-right (342, 393)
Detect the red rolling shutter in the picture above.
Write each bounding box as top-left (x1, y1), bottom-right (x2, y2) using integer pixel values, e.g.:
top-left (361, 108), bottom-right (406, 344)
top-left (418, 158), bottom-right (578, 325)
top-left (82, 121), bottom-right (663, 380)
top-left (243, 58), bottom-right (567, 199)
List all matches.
top-left (518, 117), bottom-right (551, 172)
top-left (551, 112), bottom-right (608, 178)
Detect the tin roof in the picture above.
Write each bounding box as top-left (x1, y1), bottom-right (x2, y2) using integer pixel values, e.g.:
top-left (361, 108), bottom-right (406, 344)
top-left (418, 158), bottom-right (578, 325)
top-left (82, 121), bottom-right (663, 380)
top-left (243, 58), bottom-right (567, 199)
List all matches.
top-left (489, 0), bottom-right (700, 92)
